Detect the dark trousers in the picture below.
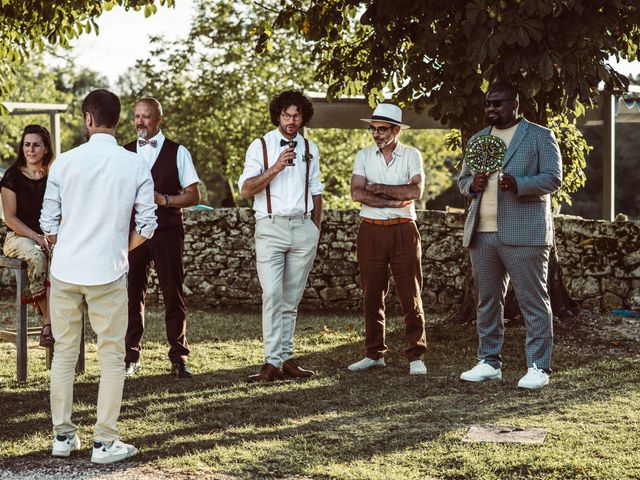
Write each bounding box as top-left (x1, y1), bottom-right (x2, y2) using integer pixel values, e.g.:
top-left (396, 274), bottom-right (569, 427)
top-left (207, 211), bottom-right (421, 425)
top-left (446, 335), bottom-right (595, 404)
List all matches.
top-left (125, 225), bottom-right (189, 364)
top-left (356, 221), bottom-right (427, 361)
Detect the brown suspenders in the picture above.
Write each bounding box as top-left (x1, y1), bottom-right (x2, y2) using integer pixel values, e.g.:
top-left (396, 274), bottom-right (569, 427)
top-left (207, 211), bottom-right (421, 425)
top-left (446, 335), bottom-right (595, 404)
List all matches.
top-left (260, 137), bottom-right (311, 218)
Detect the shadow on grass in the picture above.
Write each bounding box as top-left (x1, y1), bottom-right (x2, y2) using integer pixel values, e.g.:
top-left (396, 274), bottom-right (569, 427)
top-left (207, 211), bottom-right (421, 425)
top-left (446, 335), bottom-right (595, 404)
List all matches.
top-left (2, 311), bottom-right (640, 478)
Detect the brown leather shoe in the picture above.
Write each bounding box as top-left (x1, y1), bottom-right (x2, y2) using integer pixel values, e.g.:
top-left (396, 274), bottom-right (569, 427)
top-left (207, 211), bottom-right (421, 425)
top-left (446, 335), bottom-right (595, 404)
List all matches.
top-left (247, 363), bottom-right (284, 383)
top-left (283, 359), bottom-right (315, 379)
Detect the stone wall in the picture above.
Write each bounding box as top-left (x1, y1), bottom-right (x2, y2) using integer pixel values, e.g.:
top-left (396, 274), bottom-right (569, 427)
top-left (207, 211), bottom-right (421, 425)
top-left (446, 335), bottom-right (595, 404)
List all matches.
top-left (1, 208), bottom-right (638, 312)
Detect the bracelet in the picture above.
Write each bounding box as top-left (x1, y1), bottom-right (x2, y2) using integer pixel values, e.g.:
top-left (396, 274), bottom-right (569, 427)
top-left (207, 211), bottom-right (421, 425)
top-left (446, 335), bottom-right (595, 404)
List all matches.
top-left (164, 194), bottom-right (170, 207)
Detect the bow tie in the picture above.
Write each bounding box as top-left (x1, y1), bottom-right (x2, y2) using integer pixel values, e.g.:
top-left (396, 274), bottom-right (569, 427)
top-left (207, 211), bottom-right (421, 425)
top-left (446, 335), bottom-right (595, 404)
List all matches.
top-left (138, 139), bottom-right (158, 148)
top-left (280, 139), bottom-right (297, 147)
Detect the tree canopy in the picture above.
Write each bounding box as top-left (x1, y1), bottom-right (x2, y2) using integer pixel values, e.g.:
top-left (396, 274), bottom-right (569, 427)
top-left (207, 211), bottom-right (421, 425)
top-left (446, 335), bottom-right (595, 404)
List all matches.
top-left (114, 0), bottom-right (461, 207)
top-left (259, 0), bottom-right (640, 207)
top-left (264, 0), bottom-right (639, 130)
top-left (0, 0), bottom-right (173, 103)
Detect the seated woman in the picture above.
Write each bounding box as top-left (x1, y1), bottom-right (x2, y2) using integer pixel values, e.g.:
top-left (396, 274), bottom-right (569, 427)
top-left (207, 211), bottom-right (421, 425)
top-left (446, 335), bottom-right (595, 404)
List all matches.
top-left (1, 124), bottom-right (54, 347)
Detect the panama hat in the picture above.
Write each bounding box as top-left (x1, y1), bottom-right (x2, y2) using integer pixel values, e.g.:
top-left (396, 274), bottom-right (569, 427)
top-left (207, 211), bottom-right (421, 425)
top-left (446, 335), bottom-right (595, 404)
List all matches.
top-left (361, 103), bottom-right (410, 129)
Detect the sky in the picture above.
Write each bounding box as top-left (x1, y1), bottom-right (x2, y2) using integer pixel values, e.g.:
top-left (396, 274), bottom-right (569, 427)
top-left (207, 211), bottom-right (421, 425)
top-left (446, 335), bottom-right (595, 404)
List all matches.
top-left (64, 0), bottom-right (195, 86)
top-left (61, 1), bottom-right (639, 88)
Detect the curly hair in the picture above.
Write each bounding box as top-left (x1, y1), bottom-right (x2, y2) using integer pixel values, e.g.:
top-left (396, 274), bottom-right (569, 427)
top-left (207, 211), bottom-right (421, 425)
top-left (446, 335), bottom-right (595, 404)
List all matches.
top-left (269, 90), bottom-right (314, 127)
top-left (15, 124), bottom-right (54, 171)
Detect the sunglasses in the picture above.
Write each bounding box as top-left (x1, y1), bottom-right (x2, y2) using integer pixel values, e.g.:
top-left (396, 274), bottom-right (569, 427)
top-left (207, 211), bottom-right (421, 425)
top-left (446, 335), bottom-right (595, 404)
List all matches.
top-left (485, 99), bottom-right (516, 108)
top-left (368, 125), bottom-right (393, 134)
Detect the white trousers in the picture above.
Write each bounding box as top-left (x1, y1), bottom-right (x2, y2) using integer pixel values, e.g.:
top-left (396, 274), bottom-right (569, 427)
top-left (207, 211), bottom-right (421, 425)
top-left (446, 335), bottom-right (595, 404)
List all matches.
top-left (50, 274), bottom-right (127, 443)
top-left (255, 216), bottom-right (319, 367)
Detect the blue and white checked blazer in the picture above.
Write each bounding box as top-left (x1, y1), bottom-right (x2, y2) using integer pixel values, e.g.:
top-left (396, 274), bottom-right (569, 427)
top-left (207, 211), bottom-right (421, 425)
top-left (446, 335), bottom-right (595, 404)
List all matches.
top-left (458, 118), bottom-right (562, 248)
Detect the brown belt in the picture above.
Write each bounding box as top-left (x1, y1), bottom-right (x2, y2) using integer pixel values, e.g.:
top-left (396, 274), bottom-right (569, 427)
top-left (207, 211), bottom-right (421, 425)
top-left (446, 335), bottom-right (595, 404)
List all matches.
top-left (362, 217), bottom-right (412, 226)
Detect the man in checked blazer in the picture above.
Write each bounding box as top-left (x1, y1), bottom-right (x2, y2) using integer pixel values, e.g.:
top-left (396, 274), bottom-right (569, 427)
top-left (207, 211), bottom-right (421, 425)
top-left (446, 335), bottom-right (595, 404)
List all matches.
top-left (457, 82), bottom-right (562, 389)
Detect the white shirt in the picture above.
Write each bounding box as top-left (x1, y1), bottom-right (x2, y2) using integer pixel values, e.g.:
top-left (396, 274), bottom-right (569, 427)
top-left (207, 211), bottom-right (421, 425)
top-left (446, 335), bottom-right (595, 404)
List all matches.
top-left (239, 129), bottom-right (324, 219)
top-left (40, 134), bottom-right (157, 285)
top-left (353, 142), bottom-right (424, 220)
top-left (136, 130), bottom-right (200, 188)
top-left (477, 124), bottom-right (519, 232)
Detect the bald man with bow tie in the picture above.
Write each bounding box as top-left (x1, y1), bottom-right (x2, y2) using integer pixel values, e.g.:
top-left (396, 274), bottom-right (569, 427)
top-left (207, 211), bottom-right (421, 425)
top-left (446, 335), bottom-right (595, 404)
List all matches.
top-left (123, 97), bottom-right (201, 379)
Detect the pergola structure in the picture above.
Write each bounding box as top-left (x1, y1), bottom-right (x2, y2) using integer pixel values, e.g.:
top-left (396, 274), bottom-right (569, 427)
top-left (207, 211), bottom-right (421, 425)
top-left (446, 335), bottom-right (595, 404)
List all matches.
top-left (1, 102), bottom-right (68, 156)
top-left (307, 86), bottom-right (640, 220)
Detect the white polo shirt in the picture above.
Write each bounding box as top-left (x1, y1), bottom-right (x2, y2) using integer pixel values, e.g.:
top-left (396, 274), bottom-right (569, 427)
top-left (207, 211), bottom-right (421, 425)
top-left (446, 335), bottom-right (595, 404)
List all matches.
top-left (353, 142), bottom-right (424, 220)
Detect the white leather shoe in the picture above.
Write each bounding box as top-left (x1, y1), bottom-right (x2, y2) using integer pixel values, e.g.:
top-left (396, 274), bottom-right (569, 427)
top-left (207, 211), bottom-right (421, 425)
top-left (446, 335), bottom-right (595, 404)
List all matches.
top-left (91, 439), bottom-right (138, 464)
top-left (460, 360), bottom-right (502, 382)
top-left (52, 433), bottom-right (80, 457)
top-left (517, 363), bottom-right (549, 389)
top-left (348, 357), bottom-right (385, 371)
top-left (409, 360), bottom-right (427, 375)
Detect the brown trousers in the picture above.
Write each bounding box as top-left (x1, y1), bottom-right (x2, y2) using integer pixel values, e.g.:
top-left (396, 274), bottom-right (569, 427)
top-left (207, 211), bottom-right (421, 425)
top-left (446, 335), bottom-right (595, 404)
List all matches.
top-left (126, 225), bottom-right (189, 364)
top-left (356, 220), bottom-right (426, 361)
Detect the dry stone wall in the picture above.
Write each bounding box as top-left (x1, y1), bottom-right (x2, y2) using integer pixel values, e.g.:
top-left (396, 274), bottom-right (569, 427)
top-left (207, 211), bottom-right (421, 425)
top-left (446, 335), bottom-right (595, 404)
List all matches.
top-left (1, 208), bottom-right (638, 312)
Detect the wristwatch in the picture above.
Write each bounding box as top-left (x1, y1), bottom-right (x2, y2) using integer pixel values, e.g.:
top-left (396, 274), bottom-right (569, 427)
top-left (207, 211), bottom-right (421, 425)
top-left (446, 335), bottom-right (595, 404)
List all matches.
top-left (164, 194), bottom-right (170, 207)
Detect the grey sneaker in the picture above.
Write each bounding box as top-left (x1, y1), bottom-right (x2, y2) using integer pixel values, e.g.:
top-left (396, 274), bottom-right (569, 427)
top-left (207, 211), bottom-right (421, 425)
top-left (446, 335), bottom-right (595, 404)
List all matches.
top-left (52, 433), bottom-right (80, 457)
top-left (91, 439), bottom-right (138, 464)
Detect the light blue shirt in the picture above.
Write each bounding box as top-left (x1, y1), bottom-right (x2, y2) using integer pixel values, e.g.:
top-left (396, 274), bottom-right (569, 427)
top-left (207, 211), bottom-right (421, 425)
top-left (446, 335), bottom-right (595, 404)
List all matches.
top-left (40, 133), bottom-right (157, 285)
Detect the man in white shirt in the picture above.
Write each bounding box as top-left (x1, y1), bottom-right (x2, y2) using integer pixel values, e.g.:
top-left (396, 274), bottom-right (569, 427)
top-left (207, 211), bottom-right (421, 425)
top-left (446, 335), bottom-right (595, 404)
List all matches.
top-left (347, 103), bottom-right (428, 376)
top-left (123, 98), bottom-right (201, 379)
top-left (239, 90), bottom-right (323, 382)
top-left (40, 89), bottom-right (157, 464)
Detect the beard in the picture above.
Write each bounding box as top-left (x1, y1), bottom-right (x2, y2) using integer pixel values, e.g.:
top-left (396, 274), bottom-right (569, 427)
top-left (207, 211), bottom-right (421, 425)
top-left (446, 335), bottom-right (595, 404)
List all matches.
top-left (137, 127), bottom-right (149, 139)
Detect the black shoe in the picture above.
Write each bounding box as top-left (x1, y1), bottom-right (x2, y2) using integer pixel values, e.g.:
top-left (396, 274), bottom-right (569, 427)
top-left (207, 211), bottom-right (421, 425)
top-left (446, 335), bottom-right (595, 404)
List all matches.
top-left (170, 361), bottom-right (193, 378)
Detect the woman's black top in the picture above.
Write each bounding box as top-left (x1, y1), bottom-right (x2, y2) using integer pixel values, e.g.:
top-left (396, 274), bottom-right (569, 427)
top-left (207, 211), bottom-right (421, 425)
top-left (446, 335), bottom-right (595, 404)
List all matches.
top-left (0, 165), bottom-right (47, 234)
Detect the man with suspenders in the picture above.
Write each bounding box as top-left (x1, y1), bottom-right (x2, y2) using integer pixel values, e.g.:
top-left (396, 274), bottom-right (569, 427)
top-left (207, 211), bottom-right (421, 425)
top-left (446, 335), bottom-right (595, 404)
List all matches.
top-left (239, 90), bottom-right (323, 382)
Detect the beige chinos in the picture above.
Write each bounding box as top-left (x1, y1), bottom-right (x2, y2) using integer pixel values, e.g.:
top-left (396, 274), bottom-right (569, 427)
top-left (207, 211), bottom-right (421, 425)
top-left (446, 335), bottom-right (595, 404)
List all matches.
top-left (50, 274), bottom-right (128, 443)
top-left (255, 216), bottom-right (319, 368)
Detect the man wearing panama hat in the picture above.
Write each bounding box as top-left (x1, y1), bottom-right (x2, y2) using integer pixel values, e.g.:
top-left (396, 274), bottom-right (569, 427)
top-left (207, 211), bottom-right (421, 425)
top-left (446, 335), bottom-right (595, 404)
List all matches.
top-left (348, 103), bottom-right (428, 376)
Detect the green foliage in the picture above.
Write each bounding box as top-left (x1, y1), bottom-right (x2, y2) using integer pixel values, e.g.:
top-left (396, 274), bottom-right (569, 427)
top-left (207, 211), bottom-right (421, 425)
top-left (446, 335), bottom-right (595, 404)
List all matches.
top-left (0, 0), bottom-right (173, 100)
top-left (0, 52), bottom-right (109, 167)
top-left (260, 0), bottom-right (640, 203)
top-left (547, 113), bottom-right (590, 209)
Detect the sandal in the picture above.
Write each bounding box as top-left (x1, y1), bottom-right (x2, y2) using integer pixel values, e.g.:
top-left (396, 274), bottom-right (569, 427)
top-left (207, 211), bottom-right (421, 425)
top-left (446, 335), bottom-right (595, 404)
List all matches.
top-left (39, 323), bottom-right (55, 348)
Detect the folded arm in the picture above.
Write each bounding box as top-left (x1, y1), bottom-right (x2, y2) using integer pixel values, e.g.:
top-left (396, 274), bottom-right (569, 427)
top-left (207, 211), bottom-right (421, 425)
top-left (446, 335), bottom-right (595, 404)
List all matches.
top-left (351, 174), bottom-right (413, 208)
top-left (364, 174), bottom-right (423, 201)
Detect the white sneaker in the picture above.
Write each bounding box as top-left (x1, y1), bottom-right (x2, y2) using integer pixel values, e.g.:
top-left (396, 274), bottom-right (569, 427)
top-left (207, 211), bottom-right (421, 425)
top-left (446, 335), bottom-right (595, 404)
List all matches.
top-left (460, 360), bottom-right (502, 382)
top-left (348, 357), bottom-right (385, 371)
top-left (517, 363), bottom-right (549, 390)
top-left (52, 433), bottom-right (80, 457)
top-left (409, 360), bottom-right (427, 375)
top-left (91, 439), bottom-right (138, 464)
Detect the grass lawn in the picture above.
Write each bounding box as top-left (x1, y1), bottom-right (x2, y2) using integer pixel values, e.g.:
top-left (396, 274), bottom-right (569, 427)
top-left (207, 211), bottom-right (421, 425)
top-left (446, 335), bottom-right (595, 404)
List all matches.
top-left (1, 307), bottom-right (639, 479)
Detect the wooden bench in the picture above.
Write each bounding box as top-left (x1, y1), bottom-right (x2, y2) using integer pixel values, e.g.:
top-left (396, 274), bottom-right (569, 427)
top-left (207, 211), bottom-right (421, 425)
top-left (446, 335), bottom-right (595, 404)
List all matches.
top-left (0, 255), bottom-right (85, 382)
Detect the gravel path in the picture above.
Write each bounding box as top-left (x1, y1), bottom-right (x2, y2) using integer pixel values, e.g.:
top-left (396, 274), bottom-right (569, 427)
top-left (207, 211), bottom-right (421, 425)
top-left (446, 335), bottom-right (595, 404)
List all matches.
top-left (0, 460), bottom-right (237, 480)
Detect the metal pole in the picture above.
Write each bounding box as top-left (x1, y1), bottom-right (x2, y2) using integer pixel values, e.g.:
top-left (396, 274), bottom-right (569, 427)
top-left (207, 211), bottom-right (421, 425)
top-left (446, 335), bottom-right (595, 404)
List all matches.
top-left (602, 93), bottom-right (616, 221)
top-left (50, 112), bottom-right (62, 156)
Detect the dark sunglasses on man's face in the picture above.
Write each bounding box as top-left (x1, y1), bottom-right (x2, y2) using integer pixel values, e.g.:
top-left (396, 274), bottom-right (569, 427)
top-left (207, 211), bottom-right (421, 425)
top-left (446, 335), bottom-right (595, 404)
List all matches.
top-left (485, 98), bottom-right (516, 108)
top-left (368, 125), bottom-right (392, 134)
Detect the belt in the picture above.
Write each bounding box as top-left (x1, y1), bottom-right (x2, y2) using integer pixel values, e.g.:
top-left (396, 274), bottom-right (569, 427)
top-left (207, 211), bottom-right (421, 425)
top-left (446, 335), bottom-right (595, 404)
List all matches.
top-left (362, 217), bottom-right (412, 226)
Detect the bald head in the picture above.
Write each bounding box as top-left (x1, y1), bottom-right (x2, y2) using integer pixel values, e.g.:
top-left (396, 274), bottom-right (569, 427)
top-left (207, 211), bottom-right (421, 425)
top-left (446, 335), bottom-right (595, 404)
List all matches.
top-left (133, 97), bottom-right (164, 139)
